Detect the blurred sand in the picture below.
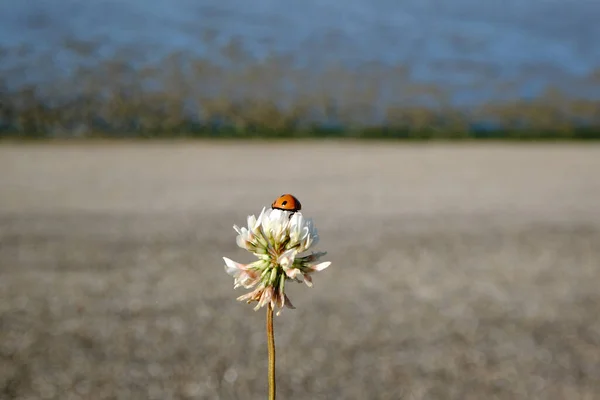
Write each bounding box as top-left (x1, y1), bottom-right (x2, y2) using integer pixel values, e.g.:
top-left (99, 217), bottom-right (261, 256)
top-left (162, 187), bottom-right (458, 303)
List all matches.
top-left (1, 142), bottom-right (600, 399)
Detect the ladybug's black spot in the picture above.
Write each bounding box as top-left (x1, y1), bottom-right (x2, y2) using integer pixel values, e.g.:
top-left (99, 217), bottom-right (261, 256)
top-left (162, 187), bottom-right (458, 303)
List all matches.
top-left (281, 201), bottom-right (288, 205)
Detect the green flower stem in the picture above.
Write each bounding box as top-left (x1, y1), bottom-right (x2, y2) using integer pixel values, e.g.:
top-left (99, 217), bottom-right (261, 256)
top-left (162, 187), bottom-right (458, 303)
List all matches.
top-left (267, 303), bottom-right (276, 400)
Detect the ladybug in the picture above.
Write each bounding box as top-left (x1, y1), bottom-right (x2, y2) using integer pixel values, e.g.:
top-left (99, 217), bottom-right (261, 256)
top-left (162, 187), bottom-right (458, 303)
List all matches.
top-left (271, 194), bottom-right (302, 213)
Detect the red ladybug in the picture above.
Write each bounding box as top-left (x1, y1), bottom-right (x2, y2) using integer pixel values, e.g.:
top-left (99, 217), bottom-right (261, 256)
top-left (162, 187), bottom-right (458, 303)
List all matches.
top-left (271, 194), bottom-right (302, 212)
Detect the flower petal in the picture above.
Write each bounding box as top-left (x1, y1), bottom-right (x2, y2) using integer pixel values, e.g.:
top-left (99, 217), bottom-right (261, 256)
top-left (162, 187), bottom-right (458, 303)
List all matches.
top-left (284, 294), bottom-right (295, 309)
top-left (247, 215), bottom-right (256, 230)
top-left (257, 286), bottom-right (274, 309)
top-left (255, 207), bottom-right (267, 229)
top-left (312, 261), bottom-right (331, 272)
top-left (223, 257), bottom-right (242, 276)
top-left (285, 268), bottom-right (301, 279)
top-left (237, 285), bottom-right (263, 302)
top-left (278, 248), bottom-right (297, 269)
top-left (303, 274), bottom-right (313, 287)
top-left (236, 234), bottom-right (249, 250)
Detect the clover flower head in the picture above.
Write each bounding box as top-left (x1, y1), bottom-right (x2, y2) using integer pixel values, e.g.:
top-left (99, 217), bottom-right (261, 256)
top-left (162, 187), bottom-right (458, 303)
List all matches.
top-left (223, 206), bottom-right (330, 315)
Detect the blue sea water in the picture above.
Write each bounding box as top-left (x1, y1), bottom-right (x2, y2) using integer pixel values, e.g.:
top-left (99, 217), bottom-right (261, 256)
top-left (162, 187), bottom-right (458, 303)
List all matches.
top-left (1, 0), bottom-right (599, 102)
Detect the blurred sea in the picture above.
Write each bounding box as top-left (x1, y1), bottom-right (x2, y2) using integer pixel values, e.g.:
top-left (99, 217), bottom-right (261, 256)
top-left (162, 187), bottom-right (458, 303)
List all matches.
top-left (1, 0), bottom-right (599, 103)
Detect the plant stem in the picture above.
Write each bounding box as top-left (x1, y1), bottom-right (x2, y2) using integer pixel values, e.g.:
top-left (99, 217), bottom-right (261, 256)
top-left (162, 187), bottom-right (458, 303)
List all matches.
top-left (267, 303), bottom-right (276, 400)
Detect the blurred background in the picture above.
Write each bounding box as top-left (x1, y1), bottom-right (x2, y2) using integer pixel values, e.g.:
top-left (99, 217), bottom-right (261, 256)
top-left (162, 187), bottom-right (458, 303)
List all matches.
top-left (1, 0), bottom-right (600, 138)
top-left (1, 1), bottom-right (600, 400)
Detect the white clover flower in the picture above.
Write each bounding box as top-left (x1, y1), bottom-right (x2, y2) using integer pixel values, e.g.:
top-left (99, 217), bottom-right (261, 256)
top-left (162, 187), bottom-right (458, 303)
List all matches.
top-left (223, 206), bottom-right (330, 315)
